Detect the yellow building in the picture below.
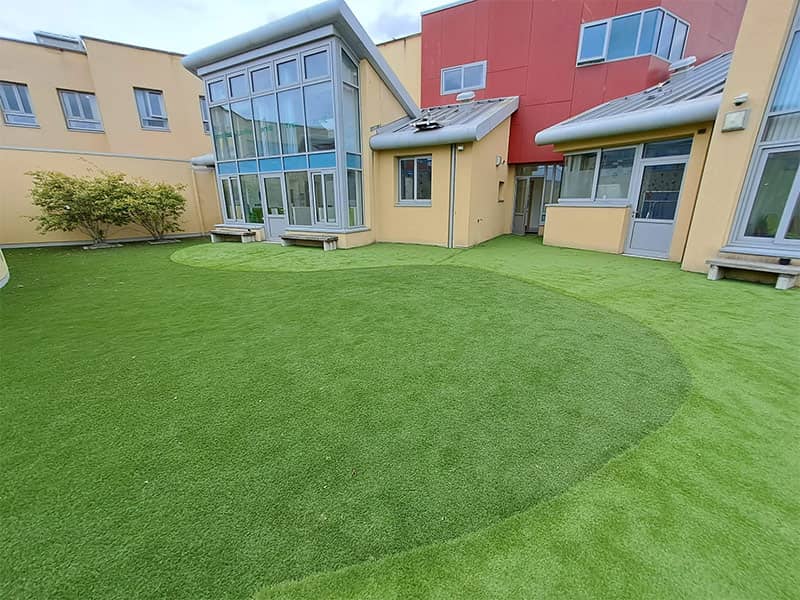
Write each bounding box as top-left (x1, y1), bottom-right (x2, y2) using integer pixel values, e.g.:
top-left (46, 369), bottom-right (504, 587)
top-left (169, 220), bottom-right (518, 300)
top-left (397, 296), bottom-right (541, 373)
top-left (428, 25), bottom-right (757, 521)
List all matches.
top-left (0, 31), bottom-right (221, 246)
top-left (536, 0), bottom-right (800, 286)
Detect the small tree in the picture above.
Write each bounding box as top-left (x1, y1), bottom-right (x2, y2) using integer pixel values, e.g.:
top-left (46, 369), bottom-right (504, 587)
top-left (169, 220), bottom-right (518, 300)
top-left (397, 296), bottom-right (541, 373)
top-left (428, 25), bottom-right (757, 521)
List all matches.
top-left (125, 180), bottom-right (187, 241)
top-left (28, 170), bottom-right (131, 246)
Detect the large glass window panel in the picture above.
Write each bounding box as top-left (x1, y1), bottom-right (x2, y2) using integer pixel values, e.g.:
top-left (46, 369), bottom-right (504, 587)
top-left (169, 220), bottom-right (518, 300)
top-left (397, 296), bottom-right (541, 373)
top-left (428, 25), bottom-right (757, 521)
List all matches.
top-left (240, 174), bottom-right (263, 223)
top-left (277, 59), bottom-right (299, 86)
top-left (229, 74), bottom-right (248, 98)
top-left (347, 169), bottom-right (363, 226)
top-left (607, 13), bottom-right (641, 60)
top-left (221, 178), bottom-right (235, 221)
top-left (222, 177), bottom-right (244, 221)
top-left (342, 51), bottom-right (359, 86)
top-left (579, 23), bottom-right (607, 62)
top-left (324, 172), bottom-right (336, 222)
top-left (596, 148), bottom-right (635, 199)
top-left (562, 152), bottom-right (597, 198)
top-left (416, 157), bottom-right (432, 200)
top-left (230, 100), bottom-right (256, 159)
top-left (772, 32), bottom-right (800, 112)
top-left (442, 68), bottom-right (462, 93)
top-left (277, 88), bottom-right (306, 154)
top-left (399, 158), bottom-right (416, 201)
top-left (210, 105), bottom-right (235, 160)
top-left (304, 50), bottom-right (329, 79)
top-left (763, 113), bottom-right (800, 143)
top-left (285, 171), bottom-right (311, 225)
top-left (643, 137), bottom-right (693, 158)
top-left (656, 14), bottom-right (676, 59)
top-left (342, 84), bottom-right (360, 153)
top-left (786, 196), bottom-right (800, 239)
top-left (252, 94), bottom-right (280, 156)
top-left (0, 83), bottom-right (21, 112)
top-left (263, 176), bottom-right (285, 215)
top-left (462, 63), bottom-right (485, 89)
top-left (635, 163), bottom-right (686, 220)
top-left (208, 80), bottom-right (227, 102)
top-left (303, 82), bottom-right (335, 152)
top-left (744, 150), bottom-right (800, 238)
top-left (637, 10), bottom-right (662, 55)
top-left (231, 177), bottom-right (244, 220)
top-left (670, 21), bottom-right (688, 62)
top-left (251, 66), bottom-right (273, 93)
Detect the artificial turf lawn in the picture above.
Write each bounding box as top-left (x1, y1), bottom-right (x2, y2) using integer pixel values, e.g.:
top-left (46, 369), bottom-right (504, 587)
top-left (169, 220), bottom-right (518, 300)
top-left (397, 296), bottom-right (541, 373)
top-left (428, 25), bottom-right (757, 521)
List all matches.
top-left (0, 236), bottom-right (796, 599)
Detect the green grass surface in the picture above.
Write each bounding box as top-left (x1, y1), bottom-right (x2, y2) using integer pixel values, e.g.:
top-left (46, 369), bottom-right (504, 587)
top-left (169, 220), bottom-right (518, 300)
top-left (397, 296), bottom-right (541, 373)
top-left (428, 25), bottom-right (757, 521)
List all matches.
top-left (1, 236), bottom-right (797, 599)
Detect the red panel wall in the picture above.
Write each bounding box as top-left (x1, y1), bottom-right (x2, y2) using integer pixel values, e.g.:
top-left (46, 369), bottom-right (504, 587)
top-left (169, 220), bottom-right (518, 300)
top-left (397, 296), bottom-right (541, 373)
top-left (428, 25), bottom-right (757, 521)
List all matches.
top-left (420, 0), bottom-right (746, 164)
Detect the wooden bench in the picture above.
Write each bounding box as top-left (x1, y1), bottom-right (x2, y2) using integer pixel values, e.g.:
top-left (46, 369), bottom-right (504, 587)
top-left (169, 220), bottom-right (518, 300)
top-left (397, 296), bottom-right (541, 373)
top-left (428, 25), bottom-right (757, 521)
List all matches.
top-left (706, 257), bottom-right (800, 290)
top-left (280, 232), bottom-right (338, 251)
top-left (209, 227), bottom-right (259, 244)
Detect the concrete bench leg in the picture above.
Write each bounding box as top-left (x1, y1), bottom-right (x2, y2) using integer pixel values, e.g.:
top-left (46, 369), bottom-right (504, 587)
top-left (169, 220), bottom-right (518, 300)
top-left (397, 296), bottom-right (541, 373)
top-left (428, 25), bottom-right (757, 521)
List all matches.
top-left (281, 238), bottom-right (293, 247)
top-left (210, 233), bottom-right (220, 243)
top-left (323, 239), bottom-right (337, 251)
top-left (776, 274), bottom-right (797, 290)
top-left (707, 265), bottom-right (724, 281)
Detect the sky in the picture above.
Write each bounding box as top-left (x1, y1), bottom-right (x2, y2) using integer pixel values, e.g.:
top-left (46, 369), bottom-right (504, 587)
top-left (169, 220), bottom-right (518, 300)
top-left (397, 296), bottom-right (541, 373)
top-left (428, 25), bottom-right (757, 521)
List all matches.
top-left (0, 0), bottom-right (437, 54)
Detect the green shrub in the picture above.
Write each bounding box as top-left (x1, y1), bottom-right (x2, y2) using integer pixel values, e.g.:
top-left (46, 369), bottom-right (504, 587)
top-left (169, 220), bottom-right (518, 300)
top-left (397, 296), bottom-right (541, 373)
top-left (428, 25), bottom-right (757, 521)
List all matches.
top-left (28, 170), bottom-right (132, 245)
top-left (125, 180), bottom-right (187, 241)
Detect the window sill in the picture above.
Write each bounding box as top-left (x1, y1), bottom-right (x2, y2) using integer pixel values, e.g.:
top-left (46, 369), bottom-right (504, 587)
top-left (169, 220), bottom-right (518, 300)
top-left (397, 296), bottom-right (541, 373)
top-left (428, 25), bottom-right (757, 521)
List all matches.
top-left (556, 200), bottom-right (630, 208)
top-left (2, 121), bottom-right (39, 128)
top-left (396, 201), bottom-right (432, 207)
top-left (66, 128), bottom-right (105, 134)
top-left (140, 126), bottom-right (171, 132)
top-left (721, 243), bottom-right (800, 260)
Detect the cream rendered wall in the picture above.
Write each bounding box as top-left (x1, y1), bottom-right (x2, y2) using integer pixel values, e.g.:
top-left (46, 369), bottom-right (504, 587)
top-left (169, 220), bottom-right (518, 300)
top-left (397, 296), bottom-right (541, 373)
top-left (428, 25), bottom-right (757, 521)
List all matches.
top-left (466, 119), bottom-right (513, 246)
top-left (1, 150), bottom-right (221, 245)
top-left (549, 124), bottom-right (712, 260)
top-left (682, 0), bottom-right (799, 272)
top-left (0, 36), bottom-right (218, 246)
top-left (377, 34), bottom-right (421, 106)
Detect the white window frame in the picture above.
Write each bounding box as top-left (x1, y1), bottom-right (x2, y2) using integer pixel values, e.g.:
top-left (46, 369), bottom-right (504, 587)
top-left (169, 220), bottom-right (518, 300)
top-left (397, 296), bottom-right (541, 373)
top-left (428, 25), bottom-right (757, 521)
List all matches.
top-left (199, 95), bottom-right (210, 134)
top-left (576, 8), bottom-right (689, 66)
top-left (559, 141), bottom-right (691, 206)
top-left (726, 7), bottom-right (800, 257)
top-left (58, 89), bottom-right (103, 132)
top-left (440, 60), bottom-right (487, 95)
top-left (133, 88), bottom-right (168, 130)
top-left (0, 81), bottom-right (37, 127)
top-left (397, 155), bottom-right (433, 206)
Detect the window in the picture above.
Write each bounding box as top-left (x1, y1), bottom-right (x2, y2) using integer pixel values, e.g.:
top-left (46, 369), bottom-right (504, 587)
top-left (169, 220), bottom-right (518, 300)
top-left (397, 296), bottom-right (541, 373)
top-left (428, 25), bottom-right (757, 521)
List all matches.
top-left (577, 8), bottom-right (688, 65)
top-left (0, 81), bottom-right (36, 126)
top-left (398, 156), bottom-right (432, 205)
top-left (220, 176), bottom-right (244, 221)
top-left (277, 59), bottom-right (299, 87)
top-left (199, 96), bottom-right (210, 133)
top-left (59, 90), bottom-right (102, 131)
top-left (277, 88), bottom-right (306, 154)
top-left (347, 169), bottom-right (363, 226)
top-left (230, 100), bottom-right (256, 158)
top-left (252, 94), bottom-right (280, 156)
top-left (596, 148), bottom-right (635, 200)
top-left (240, 173), bottom-right (263, 223)
top-left (229, 73), bottom-right (248, 99)
top-left (285, 171), bottom-right (312, 225)
top-left (210, 104), bottom-right (235, 160)
top-left (304, 50), bottom-right (329, 80)
top-left (303, 82), bottom-right (335, 152)
top-left (561, 153), bottom-right (597, 199)
top-left (251, 66), bottom-right (272, 93)
top-left (730, 10), bottom-right (800, 253)
top-left (133, 88), bottom-right (168, 130)
top-left (440, 61), bottom-right (487, 95)
top-left (208, 80), bottom-right (227, 103)
top-left (341, 51), bottom-right (359, 86)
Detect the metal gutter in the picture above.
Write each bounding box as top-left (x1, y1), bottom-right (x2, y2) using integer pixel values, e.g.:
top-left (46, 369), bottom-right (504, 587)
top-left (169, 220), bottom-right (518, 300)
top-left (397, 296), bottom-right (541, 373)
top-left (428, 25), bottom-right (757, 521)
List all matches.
top-left (448, 145), bottom-right (456, 248)
top-left (535, 94), bottom-right (721, 146)
top-left (182, 0), bottom-right (419, 118)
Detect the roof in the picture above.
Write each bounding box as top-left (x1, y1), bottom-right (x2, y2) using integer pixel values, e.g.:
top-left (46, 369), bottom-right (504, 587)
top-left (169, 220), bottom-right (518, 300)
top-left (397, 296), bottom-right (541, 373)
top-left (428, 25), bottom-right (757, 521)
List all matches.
top-left (369, 96), bottom-right (519, 151)
top-left (421, 0), bottom-right (476, 17)
top-left (535, 52), bottom-right (732, 146)
top-left (182, 0), bottom-right (419, 118)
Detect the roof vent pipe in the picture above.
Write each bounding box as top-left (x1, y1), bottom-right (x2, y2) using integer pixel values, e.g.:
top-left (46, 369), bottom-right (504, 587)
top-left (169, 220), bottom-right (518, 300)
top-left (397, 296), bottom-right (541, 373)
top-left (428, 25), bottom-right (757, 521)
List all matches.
top-left (456, 91), bottom-right (476, 103)
top-left (669, 56), bottom-right (697, 74)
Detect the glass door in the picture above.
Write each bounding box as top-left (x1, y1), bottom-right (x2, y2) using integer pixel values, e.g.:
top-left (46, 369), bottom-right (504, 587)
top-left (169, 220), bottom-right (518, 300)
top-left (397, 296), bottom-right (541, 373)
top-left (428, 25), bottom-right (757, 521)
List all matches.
top-left (512, 178), bottom-right (528, 235)
top-left (625, 160), bottom-right (687, 258)
top-left (261, 174), bottom-right (287, 241)
top-left (311, 171), bottom-right (336, 225)
top-left (220, 176), bottom-right (244, 222)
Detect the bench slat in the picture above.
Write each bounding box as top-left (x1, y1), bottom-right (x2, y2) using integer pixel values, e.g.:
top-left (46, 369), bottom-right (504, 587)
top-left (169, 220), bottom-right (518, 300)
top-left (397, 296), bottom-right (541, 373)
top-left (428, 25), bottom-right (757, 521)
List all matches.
top-left (706, 258), bottom-right (799, 275)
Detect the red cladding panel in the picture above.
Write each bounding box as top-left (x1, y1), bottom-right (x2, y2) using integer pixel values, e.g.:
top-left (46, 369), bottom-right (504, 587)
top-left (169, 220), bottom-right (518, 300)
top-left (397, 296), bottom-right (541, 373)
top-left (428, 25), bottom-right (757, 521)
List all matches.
top-left (420, 0), bottom-right (746, 164)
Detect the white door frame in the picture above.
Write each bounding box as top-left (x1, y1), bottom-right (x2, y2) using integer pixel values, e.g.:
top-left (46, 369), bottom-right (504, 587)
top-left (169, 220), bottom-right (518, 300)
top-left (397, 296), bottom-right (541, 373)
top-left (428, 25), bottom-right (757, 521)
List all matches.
top-left (624, 151), bottom-right (690, 258)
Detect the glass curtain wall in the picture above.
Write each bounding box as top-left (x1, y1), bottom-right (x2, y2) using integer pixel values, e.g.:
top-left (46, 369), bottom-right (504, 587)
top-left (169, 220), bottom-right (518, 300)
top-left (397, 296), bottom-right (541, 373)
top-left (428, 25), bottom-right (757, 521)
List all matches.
top-left (206, 39), bottom-right (364, 229)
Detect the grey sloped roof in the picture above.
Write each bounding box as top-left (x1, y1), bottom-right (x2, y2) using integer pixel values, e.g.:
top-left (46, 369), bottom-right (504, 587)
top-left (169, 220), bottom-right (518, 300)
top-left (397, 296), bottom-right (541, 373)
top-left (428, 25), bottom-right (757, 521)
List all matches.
top-left (182, 0), bottom-right (419, 118)
top-left (536, 53), bottom-right (732, 146)
top-left (370, 96), bottom-right (519, 150)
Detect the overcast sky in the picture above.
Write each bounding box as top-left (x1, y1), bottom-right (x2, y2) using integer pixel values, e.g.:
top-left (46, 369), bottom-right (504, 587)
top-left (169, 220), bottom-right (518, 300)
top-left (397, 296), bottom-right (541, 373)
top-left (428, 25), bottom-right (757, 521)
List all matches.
top-left (0, 0), bottom-right (435, 54)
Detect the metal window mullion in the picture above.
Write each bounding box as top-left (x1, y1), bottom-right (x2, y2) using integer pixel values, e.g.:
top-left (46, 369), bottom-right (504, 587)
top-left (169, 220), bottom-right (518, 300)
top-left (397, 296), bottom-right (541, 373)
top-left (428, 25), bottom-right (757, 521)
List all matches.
top-left (590, 150), bottom-right (601, 201)
top-left (413, 157), bottom-right (419, 202)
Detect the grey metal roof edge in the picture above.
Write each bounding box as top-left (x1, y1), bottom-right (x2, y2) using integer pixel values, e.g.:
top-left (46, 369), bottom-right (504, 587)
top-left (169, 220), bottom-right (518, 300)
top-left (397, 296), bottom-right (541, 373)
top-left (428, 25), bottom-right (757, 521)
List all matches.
top-left (181, 0), bottom-right (420, 118)
top-left (534, 94), bottom-right (721, 146)
top-left (420, 0), bottom-right (476, 17)
top-left (369, 97), bottom-right (518, 151)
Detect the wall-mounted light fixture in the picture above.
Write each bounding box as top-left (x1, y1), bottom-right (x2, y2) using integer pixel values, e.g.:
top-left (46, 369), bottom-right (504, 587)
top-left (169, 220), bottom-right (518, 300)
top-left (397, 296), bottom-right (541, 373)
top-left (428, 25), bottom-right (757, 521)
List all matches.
top-left (496, 155), bottom-right (504, 166)
top-left (733, 93), bottom-right (749, 106)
